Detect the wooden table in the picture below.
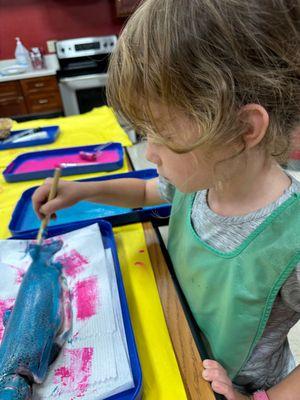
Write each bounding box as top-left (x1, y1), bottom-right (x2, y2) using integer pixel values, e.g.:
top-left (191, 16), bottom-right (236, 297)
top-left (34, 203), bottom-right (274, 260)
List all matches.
top-left (142, 221), bottom-right (217, 400)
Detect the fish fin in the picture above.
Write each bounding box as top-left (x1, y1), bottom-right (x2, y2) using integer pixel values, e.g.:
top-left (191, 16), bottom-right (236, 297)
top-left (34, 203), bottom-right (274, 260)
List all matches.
top-left (34, 338), bottom-right (54, 383)
top-left (49, 342), bottom-right (61, 365)
top-left (56, 277), bottom-right (72, 347)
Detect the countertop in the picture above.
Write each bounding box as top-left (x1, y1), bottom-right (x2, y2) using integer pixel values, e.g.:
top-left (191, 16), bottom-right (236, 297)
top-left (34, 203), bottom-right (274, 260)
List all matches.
top-left (0, 54), bottom-right (59, 83)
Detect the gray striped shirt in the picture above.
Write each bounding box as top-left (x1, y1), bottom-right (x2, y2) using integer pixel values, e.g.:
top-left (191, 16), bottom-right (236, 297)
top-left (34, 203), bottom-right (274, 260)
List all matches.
top-left (158, 174), bottom-right (300, 394)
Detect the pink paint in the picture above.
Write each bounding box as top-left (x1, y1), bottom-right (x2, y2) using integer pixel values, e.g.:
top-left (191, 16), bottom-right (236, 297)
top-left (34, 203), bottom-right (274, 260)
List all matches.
top-left (57, 250), bottom-right (89, 278)
top-left (134, 261), bottom-right (145, 267)
top-left (54, 347), bottom-right (93, 397)
top-left (66, 304), bottom-right (72, 323)
top-left (14, 150), bottom-right (120, 174)
top-left (75, 277), bottom-right (98, 320)
top-left (72, 331), bottom-right (79, 341)
top-left (9, 264), bottom-right (26, 284)
top-left (0, 298), bottom-right (15, 341)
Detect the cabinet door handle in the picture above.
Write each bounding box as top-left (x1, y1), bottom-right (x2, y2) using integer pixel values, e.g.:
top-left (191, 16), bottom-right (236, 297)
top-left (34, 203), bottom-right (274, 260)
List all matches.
top-left (38, 99), bottom-right (49, 104)
top-left (34, 82), bottom-right (45, 88)
top-left (0, 91), bottom-right (16, 97)
top-left (0, 96), bottom-right (23, 105)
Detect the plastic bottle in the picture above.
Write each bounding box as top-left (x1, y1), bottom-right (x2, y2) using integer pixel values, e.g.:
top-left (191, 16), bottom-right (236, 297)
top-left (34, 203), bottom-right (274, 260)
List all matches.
top-left (15, 37), bottom-right (31, 68)
top-left (29, 47), bottom-right (44, 70)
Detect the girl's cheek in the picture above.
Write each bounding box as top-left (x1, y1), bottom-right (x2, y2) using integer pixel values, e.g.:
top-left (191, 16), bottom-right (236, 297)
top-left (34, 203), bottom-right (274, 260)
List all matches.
top-left (145, 142), bottom-right (159, 164)
top-left (146, 152), bottom-right (162, 166)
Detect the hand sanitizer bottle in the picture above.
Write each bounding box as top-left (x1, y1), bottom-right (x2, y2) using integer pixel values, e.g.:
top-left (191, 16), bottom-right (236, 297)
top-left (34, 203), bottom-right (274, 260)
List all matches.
top-left (15, 37), bottom-right (31, 68)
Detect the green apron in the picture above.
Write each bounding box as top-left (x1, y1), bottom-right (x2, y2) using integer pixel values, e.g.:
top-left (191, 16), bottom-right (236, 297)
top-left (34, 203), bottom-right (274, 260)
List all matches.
top-left (168, 190), bottom-right (300, 379)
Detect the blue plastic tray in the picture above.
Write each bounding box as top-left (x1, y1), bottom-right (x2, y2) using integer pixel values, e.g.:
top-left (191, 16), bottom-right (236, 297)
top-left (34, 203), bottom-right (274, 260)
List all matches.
top-left (9, 169), bottom-right (171, 235)
top-left (10, 220), bottom-right (142, 400)
top-left (0, 125), bottom-right (60, 150)
top-left (3, 142), bottom-right (124, 183)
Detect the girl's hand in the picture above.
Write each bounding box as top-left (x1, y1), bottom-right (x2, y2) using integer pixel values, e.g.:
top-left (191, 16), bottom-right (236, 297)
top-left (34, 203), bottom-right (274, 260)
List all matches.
top-left (32, 178), bottom-right (83, 220)
top-left (202, 359), bottom-right (249, 400)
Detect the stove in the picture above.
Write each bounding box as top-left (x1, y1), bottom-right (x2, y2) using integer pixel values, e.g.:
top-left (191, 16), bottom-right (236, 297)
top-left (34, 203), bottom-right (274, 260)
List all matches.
top-left (56, 36), bottom-right (117, 116)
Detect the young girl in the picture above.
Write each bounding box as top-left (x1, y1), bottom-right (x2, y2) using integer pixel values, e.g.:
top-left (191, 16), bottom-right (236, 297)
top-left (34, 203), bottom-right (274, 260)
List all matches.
top-left (32, 0), bottom-right (300, 398)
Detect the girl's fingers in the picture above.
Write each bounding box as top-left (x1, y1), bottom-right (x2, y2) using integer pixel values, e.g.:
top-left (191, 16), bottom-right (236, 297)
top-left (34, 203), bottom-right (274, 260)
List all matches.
top-left (32, 184), bottom-right (52, 217)
top-left (202, 367), bottom-right (231, 386)
top-left (50, 213), bottom-right (57, 220)
top-left (203, 359), bottom-right (227, 371)
top-left (202, 360), bottom-right (236, 399)
top-left (211, 380), bottom-right (236, 400)
top-left (40, 198), bottom-right (63, 216)
top-left (202, 360), bottom-right (243, 400)
top-left (203, 359), bottom-right (231, 381)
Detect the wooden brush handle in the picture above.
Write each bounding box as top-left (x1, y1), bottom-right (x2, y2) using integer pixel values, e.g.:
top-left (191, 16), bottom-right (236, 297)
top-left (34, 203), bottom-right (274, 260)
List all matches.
top-left (36, 168), bottom-right (61, 244)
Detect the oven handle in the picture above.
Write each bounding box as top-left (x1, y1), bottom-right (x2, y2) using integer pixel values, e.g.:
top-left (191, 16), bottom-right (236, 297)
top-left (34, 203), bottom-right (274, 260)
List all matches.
top-left (59, 73), bottom-right (108, 83)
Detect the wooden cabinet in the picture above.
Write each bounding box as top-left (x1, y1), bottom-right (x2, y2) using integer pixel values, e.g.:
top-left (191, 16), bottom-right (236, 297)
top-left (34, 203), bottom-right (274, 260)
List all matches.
top-left (25, 91), bottom-right (62, 114)
top-left (20, 76), bottom-right (62, 114)
top-left (115, 0), bottom-right (140, 17)
top-left (0, 81), bottom-right (27, 117)
top-left (20, 76), bottom-right (59, 94)
top-left (0, 76), bottom-right (62, 118)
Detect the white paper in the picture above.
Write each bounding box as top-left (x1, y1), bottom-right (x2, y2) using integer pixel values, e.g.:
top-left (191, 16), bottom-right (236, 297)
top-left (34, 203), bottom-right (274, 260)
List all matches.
top-left (0, 224), bottom-right (134, 399)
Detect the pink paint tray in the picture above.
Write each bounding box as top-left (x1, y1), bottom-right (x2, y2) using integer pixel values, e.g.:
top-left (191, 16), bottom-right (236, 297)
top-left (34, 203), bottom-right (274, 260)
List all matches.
top-left (3, 143), bottom-right (124, 182)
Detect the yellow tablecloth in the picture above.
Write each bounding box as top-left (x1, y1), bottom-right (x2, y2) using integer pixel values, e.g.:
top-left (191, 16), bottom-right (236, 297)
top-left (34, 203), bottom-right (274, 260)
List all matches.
top-left (0, 107), bottom-right (131, 239)
top-left (0, 107), bottom-right (187, 399)
top-left (114, 224), bottom-right (187, 399)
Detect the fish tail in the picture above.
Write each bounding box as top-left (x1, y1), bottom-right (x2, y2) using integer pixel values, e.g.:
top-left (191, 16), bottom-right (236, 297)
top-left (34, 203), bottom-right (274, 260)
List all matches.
top-left (0, 374), bottom-right (32, 400)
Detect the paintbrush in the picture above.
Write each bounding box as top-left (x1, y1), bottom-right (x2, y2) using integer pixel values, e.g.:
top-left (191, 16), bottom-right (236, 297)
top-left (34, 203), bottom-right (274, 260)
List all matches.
top-left (36, 168), bottom-right (61, 245)
top-left (1, 127), bottom-right (42, 144)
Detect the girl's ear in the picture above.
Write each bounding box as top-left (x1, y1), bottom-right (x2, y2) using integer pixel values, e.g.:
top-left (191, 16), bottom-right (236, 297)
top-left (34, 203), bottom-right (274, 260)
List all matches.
top-left (239, 104), bottom-right (269, 149)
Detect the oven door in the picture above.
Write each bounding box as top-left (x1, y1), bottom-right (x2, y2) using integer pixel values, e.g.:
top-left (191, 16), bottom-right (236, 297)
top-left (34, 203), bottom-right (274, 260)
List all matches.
top-left (59, 73), bottom-right (107, 116)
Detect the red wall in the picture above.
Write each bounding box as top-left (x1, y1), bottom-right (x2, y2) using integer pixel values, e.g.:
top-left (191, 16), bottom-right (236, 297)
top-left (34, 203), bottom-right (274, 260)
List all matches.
top-left (0, 0), bottom-right (125, 59)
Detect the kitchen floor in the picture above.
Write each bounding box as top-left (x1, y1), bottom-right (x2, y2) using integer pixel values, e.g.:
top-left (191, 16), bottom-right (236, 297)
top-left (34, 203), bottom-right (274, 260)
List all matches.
top-left (127, 141), bottom-right (300, 365)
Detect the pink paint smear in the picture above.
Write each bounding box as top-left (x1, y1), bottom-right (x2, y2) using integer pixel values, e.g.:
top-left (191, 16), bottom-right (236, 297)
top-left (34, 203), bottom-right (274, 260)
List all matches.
top-left (14, 150), bottom-right (120, 174)
top-left (57, 250), bottom-right (89, 278)
top-left (9, 264), bottom-right (26, 284)
top-left (75, 276), bottom-right (99, 320)
top-left (54, 347), bottom-right (94, 397)
top-left (0, 298), bottom-right (15, 342)
top-left (134, 261), bottom-right (145, 267)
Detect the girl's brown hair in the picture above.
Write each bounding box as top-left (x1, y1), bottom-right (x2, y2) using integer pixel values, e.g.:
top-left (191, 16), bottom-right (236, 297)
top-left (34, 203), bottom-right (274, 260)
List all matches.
top-left (107, 0), bottom-right (300, 162)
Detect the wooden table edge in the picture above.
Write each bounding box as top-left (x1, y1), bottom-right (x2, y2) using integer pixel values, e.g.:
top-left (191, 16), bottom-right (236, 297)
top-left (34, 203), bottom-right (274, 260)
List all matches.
top-left (142, 221), bottom-right (216, 400)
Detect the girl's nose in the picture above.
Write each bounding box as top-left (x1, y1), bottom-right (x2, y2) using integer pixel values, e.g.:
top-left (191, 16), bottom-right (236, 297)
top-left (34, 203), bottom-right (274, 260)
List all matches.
top-left (145, 141), bottom-right (161, 166)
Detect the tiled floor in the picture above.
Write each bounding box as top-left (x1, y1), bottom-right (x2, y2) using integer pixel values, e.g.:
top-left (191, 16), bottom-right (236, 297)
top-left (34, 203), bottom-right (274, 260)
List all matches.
top-left (128, 142), bottom-right (300, 364)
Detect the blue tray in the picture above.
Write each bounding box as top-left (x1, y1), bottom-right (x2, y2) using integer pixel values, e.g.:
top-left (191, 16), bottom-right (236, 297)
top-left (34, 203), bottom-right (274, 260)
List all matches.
top-left (0, 125), bottom-right (60, 150)
top-left (10, 220), bottom-right (142, 400)
top-left (9, 169), bottom-right (171, 235)
top-left (3, 142), bottom-right (124, 183)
